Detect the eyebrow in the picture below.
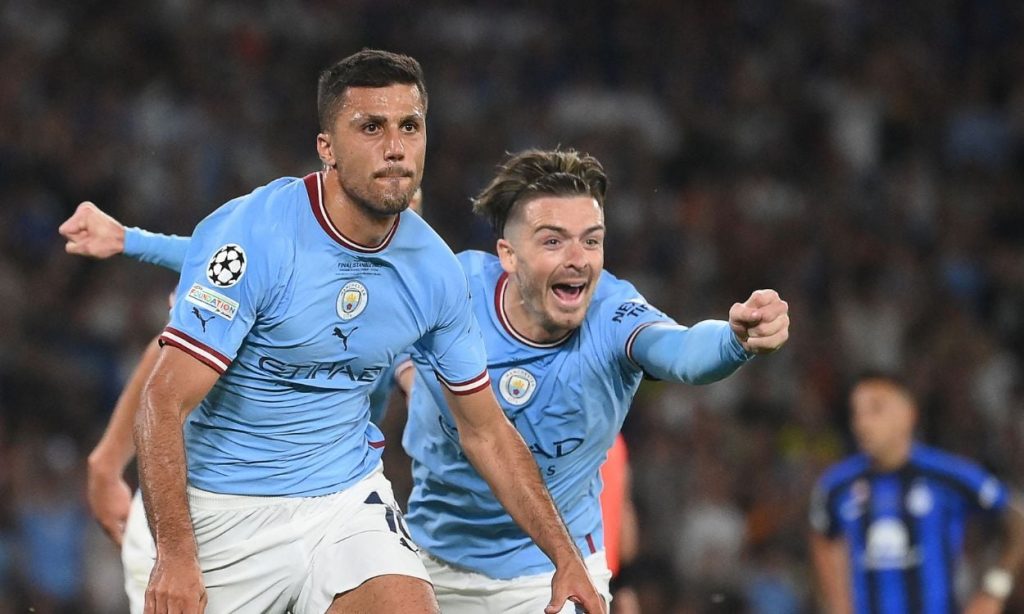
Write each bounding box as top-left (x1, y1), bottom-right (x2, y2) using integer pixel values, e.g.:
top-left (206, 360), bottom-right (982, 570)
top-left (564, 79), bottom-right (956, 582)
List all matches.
top-left (532, 223), bottom-right (606, 236)
top-left (349, 112), bottom-right (424, 125)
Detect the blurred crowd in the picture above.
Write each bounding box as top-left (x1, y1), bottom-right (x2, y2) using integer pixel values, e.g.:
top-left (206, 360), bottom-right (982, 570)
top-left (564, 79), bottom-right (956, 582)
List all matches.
top-left (1, 0), bottom-right (1023, 612)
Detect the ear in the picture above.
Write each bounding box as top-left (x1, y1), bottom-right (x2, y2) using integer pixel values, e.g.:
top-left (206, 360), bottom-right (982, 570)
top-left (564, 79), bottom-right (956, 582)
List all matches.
top-left (496, 238), bottom-right (516, 274)
top-left (316, 132), bottom-right (336, 168)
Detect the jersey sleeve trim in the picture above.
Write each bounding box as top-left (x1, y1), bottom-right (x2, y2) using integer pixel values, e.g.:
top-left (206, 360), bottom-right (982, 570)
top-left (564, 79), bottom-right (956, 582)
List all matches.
top-left (625, 321), bottom-right (664, 369)
top-left (394, 358), bottom-right (415, 380)
top-left (159, 326), bottom-right (231, 374)
top-left (437, 370), bottom-right (491, 395)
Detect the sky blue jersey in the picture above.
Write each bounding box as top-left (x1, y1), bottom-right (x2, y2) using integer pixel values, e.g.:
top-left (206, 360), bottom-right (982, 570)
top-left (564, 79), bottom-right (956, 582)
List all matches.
top-left (403, 250), bottom-right (751, 579)
top-left (160, 173), bottom-right (489, 497)
top-left (811, 444), bottom-right (1010, 614)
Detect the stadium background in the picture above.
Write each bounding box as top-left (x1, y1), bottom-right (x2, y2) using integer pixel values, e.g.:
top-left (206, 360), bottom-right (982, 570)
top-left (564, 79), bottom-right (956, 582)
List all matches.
top-left (1, 0), bottom-right (1023, 612)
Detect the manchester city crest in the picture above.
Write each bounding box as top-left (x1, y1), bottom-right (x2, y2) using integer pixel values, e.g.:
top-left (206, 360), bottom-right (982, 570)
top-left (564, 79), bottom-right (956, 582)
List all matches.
top-left (336, 281), bottom-right (368, 321)
top-left (499, 368), bottom-right (537, 406)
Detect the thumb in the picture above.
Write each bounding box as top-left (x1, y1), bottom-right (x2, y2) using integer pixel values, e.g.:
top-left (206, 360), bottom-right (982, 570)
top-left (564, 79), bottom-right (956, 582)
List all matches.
top-left (545, 592), bottom-right (568, 614)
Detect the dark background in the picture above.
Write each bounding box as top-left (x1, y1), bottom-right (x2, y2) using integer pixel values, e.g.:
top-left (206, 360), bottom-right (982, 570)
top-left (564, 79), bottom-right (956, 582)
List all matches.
top-left (1, 1), bottom-right (1023, 612)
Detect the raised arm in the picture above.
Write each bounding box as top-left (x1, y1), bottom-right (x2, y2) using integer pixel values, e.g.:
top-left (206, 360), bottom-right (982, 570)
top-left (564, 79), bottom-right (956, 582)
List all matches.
top-left (135, 346), bottom-right (219, 614)
top-left (59, 201), bottom-right (190, 271)
top-left (444, 386), bottom-right (606, 614)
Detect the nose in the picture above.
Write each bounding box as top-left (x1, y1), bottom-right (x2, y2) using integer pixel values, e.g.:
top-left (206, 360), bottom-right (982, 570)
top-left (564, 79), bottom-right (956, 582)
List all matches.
top-left (564, 240), bottom-right (587, 269)
top-left (384, 130), bottom-right (405, 162)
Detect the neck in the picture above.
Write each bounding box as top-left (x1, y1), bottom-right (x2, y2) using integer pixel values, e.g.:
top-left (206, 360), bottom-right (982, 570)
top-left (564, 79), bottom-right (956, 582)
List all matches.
top-left (871, 439), bottom-right (913, 472)
top-left (321, 169), bottom-right (396, 247)
top-left (502, 275), bottom-right (570, 344)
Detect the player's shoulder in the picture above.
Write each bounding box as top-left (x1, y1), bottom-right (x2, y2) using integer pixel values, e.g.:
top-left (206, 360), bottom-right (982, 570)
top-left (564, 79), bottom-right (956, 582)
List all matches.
top-left (817, 453), bottom-right (871, 493)
top-left (195, 176), bottom-right (302, 247)
top-left (910, 443), bottom-right (988, 480)
top-left (455, 250), bottom-right (500, 277)
top-left (590, 269), bottom-right (648, 309)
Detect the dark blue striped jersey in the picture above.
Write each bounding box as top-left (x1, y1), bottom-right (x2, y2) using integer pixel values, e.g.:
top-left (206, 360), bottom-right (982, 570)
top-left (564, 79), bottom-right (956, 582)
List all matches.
top-left (810, 443), bottom-right (1009, 614)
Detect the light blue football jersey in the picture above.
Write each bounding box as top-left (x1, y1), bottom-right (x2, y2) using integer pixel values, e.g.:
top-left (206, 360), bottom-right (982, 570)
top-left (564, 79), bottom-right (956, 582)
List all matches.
top-left (161, 173), bottom-right (489, 497)
top-left (403, 250), bottom-right (750, 579)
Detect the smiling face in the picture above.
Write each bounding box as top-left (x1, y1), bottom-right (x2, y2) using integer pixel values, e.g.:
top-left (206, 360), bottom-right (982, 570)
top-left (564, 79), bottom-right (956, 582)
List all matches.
top-left (498, 195), bottom-right (605, 341)
top-left (316, 83), bottom-right (426, 217)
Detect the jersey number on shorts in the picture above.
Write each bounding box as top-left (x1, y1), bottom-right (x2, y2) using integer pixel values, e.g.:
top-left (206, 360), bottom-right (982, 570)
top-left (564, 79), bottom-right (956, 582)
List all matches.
top-left (364, 491), bottom-right (418, 553)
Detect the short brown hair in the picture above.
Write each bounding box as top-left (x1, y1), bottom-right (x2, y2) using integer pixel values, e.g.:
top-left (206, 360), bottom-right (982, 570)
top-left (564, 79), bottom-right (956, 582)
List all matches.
top-left (317, 49), bottom-right (428, 131)
top-left (471, 149), bottom-right (608, 237)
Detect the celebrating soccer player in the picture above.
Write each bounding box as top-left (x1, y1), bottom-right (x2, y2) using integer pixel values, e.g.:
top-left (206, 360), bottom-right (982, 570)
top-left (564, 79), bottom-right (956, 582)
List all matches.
top-left (63, 50), bottom-right (603, 614)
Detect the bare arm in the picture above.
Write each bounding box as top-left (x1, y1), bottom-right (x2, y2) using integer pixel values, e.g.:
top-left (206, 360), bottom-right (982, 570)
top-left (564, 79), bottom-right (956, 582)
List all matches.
top-left (809, 531), bottom-right (853, 614)
top-left (135, 346), bottom-right (219, 614)
top-left (444, 386), bottom-right (606, 614)
top-left (87, 335), bottom-right (161, 545)
top-left (965, 496), bottom-right (1024, 613)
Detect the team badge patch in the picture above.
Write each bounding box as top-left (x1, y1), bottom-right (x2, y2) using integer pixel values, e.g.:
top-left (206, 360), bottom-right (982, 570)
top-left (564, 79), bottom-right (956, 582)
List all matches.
top-left (185, 283), bottom-right (239, 321)
top-left (499, 368), bottom-right (537, 406)
top-left (906, 481), bottom-right (933, 517)
top-left (336, 281), bottom-right (368, 321)
top-left (207, 244), bottom-right (246, 287)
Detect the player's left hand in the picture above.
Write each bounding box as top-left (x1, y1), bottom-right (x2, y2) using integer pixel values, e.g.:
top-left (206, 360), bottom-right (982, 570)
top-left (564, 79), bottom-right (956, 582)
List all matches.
top-left (964, 592), bottom-right (1005, 614)
top-left (729, 289), bottom-right (789, 354)
top-left (547, 560), bottom-right (607, 614)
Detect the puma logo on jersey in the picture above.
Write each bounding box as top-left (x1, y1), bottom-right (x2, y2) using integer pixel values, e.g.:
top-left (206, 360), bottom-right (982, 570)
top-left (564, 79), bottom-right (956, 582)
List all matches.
top-left (192, 307), bottom-right (215, 332)
top-left (332, 326), bottom-right (358, 350)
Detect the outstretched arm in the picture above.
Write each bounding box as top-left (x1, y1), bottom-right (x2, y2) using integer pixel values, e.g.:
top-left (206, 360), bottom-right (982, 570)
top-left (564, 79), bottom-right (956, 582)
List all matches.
top-left (59, 201), bottom-right (190, 271)
top-left (87, 335), bottom-right (161, 545)
top-left (630, 289), bottom-right (788, 383)
top-left (445, 386), bottom-right (606, 614)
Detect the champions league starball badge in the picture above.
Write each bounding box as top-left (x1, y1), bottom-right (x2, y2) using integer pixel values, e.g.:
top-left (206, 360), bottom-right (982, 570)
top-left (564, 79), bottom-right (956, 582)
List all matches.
top-left (207, 244), bottom-right (247, 288)
top-left (336, 281), bottom-right (368, 321)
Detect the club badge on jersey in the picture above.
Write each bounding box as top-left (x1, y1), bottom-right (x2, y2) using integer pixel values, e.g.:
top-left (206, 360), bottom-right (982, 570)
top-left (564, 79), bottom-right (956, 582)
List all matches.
top-left (337, 281), bottom-right (369, 321)
top-left (499, 368), bottom-right (537, 406)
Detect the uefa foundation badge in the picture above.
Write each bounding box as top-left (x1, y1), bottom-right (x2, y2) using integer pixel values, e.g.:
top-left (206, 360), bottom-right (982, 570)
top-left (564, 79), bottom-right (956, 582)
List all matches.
top-left (499, 368), bottom-right (537, 406)
top-left (337, 281), bottom-right (368, 321)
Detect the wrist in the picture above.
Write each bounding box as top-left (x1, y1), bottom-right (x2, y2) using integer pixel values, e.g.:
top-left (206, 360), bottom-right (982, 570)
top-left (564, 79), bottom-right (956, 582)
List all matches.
top-left (983, 567), bottom-right (1014, 600)
top-left (87, 447), bottom-right (128, 477)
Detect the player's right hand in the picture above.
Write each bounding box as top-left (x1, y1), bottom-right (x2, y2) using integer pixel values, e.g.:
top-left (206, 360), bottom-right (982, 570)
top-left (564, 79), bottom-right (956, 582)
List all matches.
top-left (58, 201), bottom-right (126, 259)
top-left (145, 555), bottom-right (207, 614)
top-left (86, 461), bottom-right (133, 546)
top-left (547, 559), bottom-right (607, 614)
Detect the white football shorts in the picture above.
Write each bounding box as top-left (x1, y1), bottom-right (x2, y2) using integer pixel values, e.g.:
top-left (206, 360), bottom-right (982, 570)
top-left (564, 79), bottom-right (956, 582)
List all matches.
top-left (423, 549), bottom-right (612, 614)
top-left (122, 464), bottom-right (428, 613)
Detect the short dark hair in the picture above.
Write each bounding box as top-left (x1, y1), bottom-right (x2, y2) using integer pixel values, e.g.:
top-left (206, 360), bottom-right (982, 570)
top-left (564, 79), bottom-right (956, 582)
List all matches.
top-left (317, 49), bottom-right (428, 132)
top-left (471, 149), bottom-right (608, 237)
top-left (851, 369), bottom-right (910, 392)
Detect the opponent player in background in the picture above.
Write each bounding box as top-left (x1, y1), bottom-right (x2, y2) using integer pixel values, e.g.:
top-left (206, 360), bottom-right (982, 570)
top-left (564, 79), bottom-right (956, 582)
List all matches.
top-left (66, 50), bottom-right (603, 614)
top-left (810, 372), bottom-right (1024, 614)
top-left (67, 148), bottom-right (790, 612)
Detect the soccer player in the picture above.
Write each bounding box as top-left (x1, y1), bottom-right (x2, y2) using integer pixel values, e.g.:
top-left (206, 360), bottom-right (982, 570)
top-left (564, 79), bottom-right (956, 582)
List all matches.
top-left (399, 149), bottom-right (788, 613)
top-left (66, 50), bottom-right (604, 614)
top-left (71, 148), bottom-right (791, 612)
top-left (810, 372), bottom-right (1024, 614)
